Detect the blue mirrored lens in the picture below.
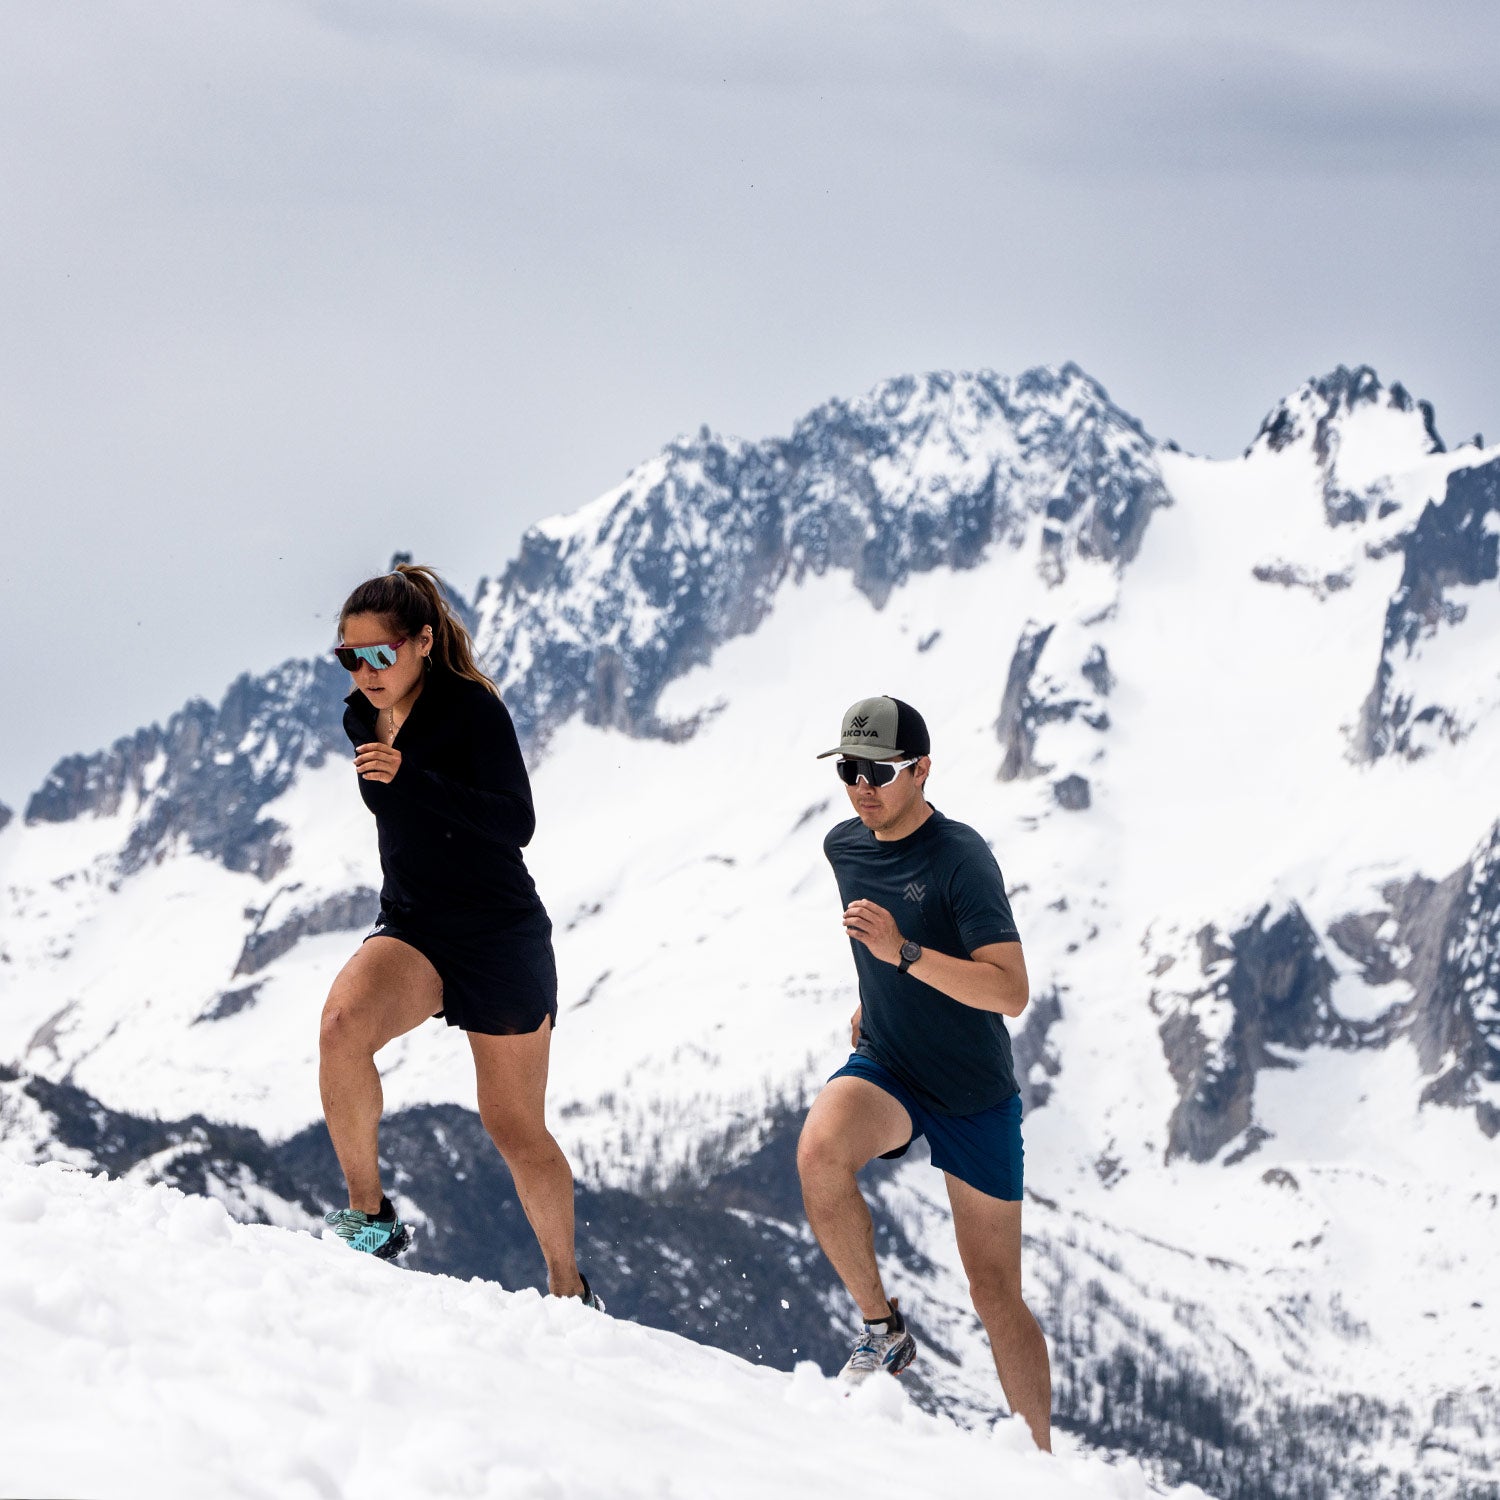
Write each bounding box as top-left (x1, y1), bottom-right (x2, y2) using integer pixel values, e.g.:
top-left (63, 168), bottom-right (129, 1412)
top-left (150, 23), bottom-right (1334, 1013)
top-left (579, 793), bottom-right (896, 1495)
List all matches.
top-left (334, 644), bottom-right (398, 671)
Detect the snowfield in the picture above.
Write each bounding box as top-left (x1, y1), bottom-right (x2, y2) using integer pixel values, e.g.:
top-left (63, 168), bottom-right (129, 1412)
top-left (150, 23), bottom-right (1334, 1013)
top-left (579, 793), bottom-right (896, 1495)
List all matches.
top-left (0, 1154), bottom-right (1195, 1500)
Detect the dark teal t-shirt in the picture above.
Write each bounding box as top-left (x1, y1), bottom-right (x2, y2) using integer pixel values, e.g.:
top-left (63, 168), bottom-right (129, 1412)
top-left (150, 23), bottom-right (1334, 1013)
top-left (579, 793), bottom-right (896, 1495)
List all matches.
top-left (823, 806), bottom-right (1022, 1116)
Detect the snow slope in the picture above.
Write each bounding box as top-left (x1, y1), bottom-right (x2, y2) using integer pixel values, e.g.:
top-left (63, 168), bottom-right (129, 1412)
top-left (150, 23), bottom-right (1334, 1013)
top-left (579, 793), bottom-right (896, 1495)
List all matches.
top-left (0, 1154), bottom-right (1193, 1500)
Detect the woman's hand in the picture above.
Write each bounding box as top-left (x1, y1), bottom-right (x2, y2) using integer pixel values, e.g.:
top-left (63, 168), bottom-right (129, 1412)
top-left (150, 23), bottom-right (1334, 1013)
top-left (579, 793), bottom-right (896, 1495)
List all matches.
top-left (355, 742), bottom-right (403, 783)
top-left (850, 1004), bottom-right (862, 1048)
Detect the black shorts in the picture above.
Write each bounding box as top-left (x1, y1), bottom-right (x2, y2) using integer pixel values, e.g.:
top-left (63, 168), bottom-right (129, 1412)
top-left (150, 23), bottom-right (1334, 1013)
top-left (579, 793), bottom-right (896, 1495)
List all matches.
top-left (362, 903), bottom-right (558, 1037)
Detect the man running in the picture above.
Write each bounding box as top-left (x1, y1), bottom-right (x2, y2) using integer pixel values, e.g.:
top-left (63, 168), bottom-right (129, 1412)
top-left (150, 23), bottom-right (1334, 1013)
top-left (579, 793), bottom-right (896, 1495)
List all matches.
top-left (797, 695), bottom-right (1051, 1450)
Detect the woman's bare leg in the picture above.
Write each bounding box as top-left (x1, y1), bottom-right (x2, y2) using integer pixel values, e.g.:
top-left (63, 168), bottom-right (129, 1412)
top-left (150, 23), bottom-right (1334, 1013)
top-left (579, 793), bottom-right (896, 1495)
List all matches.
top-left (318, 936), bottom-right (444, 1213)
top-left (468, 1018), bottom-right (585, 1296)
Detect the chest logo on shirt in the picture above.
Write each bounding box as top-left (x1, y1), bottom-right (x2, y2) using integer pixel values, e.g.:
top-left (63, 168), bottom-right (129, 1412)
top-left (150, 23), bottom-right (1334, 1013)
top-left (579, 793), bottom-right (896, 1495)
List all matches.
top-left (902, 880), bottom-right (927, 905)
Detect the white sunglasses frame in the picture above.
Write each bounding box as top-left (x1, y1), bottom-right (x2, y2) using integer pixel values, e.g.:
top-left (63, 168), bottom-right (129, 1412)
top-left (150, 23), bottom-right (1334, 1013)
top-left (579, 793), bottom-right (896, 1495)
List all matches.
top-left (835, 756), bottom-right (921, 788)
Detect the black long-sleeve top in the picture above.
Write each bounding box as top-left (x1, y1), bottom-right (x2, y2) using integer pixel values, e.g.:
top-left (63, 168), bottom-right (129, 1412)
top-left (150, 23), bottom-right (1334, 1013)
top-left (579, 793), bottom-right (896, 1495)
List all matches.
top-left (342, 667), bottom-right (548, 932)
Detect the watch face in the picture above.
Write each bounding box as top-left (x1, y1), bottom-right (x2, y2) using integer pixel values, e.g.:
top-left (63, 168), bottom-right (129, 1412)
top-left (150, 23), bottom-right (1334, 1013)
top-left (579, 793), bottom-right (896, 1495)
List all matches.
top-left (900, 940), bottom-right (922, 963)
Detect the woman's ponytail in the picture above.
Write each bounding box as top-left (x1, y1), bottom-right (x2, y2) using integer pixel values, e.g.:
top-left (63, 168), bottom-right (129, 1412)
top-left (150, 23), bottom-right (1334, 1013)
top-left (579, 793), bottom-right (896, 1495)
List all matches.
top-left (337, 562), bottom-right (498, 696)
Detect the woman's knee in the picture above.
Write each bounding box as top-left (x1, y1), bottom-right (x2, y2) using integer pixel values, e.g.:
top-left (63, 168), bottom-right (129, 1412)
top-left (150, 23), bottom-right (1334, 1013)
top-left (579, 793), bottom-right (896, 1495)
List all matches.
top-left (320, 989), bottom-right (376, 1055)
top-left (481, 1109), bottom-right (555, 1164)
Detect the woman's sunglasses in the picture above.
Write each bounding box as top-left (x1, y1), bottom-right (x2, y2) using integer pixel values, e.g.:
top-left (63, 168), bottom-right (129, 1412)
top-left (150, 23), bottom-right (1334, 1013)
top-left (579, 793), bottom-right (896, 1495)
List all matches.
top-left (332, 638), bottom-right (407, 671)
top-left (836, 756), bottom-right (919, 788)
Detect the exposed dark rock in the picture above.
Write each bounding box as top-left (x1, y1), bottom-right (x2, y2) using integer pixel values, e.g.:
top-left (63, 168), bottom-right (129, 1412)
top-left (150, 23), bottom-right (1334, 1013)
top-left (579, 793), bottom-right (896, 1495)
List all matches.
top-left (1354, 456), bottom-right (1500, 762)
top-left (997, 622), bottom-right (1056, 779)
top-left (482, 366), bottom-right (1170, 751)
top-left (25, 656), bottom-right (355, 879)
top-left (996, 625), bottom-right (1111, 783)
top-left (234, 885), bottom-right (380, 976)
top-left (1080, 645), bottom-right (1114, 697)
top-left (27, 723), bottom-right (173, 827)
top-left (1418, 824), bottom-right (1500, 1133)
top-left (1333, 825), bottom-right (1500, 1137)
top-left (1251, 563), bottom-right (1354, 599)
top-left (1222, 1126), bottom-right (1272, 1166)
top-left (1054, 775), bottom-right (1091, 811)
top-left (1248, 364), bottom-right (1443, 464)
top-left (193, 984), bottom-right (264, 1025)
top-left (0, 800), bottom-right (11, 835)
top-left (1247, 367), bottom-right (1446, 540)
top-left (1156, 904), bottom-right (1356, 1163)
top-left (1011, 988), bottom-right (1064, 1111)
top-left (1326, 910), bottom-right (1407, 989)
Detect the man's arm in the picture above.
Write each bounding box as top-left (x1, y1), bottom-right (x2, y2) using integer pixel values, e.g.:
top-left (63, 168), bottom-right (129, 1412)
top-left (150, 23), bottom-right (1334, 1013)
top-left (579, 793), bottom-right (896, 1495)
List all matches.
top-left (841, 899), bottom-right (1029, 1018)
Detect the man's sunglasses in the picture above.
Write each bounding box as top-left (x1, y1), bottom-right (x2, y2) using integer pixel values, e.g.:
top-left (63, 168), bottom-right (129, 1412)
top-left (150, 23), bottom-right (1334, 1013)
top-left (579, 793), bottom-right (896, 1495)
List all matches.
top-left (836, 756), bottom-right (920, 788)
top-left (332, 638), bottom-right (407, 671)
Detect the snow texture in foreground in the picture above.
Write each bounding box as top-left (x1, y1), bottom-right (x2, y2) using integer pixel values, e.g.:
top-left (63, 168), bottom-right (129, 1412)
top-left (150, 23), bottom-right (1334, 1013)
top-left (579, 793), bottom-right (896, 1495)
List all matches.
top-left (0, 1157), bottom-right (1198, 1500)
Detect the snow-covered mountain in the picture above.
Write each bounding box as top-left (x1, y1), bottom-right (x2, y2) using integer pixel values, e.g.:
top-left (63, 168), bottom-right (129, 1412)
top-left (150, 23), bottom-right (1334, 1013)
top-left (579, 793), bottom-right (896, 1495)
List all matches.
top-left (3, 362), bottom-right (1498, 1499)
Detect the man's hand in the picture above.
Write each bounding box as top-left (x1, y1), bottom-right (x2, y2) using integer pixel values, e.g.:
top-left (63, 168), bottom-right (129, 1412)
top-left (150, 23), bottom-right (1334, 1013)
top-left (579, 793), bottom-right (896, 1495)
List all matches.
top-left (355, 742), bottom-right (403, 784)
top-left (850, 1005), bottom-right (862, 1048)
top-left (843, 899), bottom-right (903, 966)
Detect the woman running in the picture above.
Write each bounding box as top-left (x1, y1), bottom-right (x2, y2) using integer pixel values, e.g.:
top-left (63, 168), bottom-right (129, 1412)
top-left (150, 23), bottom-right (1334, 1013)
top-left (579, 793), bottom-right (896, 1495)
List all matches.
top-left (318, 562), bottom-right (601, 1307)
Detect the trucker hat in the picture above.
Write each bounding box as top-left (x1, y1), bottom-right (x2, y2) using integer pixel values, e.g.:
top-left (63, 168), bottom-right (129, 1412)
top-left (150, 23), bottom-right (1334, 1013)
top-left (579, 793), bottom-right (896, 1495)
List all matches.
top-left (816, 696), bottom-right (931, 760)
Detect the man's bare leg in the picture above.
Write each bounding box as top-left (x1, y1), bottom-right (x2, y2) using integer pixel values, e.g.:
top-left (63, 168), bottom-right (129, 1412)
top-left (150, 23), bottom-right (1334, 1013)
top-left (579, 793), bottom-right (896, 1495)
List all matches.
top-left (469, 1018), bottom-right (586, 1298)
top-left (946, 1173), bottom-right (1053, 1452)
top-left (319, 936), bottom-right (444, 1213)
top-left (796, 1077), bottom-right (913, 1320)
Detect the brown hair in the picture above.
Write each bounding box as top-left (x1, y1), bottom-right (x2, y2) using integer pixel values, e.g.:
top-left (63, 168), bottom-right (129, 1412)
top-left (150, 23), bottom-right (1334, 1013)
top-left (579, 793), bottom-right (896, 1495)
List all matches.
top-left (337, 562), bottom-right (498, 696)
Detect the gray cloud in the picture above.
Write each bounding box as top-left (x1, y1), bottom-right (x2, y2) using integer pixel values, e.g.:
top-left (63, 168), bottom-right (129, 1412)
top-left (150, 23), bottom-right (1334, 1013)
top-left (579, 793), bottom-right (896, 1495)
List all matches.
top-left (3, 0), bottom-right (1497, 805)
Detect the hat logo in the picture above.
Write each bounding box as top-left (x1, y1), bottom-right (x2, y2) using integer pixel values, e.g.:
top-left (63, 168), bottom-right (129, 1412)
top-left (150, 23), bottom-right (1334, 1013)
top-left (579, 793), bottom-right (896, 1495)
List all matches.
top-left (850, 714), bottom-right (870, 729)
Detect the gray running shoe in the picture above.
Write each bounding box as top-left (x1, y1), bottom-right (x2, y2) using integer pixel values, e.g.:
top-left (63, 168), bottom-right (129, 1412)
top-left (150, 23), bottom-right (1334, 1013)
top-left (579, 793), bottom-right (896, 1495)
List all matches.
top-left (579, 1273), bottom-right (606, 1312)
top-left (839, 1297), bottom-right (917, 1384)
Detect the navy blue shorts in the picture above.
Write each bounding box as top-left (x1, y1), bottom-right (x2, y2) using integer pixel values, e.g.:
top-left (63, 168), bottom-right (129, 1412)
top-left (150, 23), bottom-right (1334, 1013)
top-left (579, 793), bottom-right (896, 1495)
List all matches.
top-left (829, 1052), bottom-right (1024, 1202)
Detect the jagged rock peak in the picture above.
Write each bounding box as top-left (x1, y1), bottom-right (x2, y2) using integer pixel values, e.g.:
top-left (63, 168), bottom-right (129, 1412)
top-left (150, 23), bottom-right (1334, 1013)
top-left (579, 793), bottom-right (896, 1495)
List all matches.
top-left (476, 363), bottom-right (1169, 749)
top-left (787, 362), bottom-right (1155, 454)
top-left (23, 656), bottom-right (351, 875)
top-left (1247, 363), bottom-right (1445, 462)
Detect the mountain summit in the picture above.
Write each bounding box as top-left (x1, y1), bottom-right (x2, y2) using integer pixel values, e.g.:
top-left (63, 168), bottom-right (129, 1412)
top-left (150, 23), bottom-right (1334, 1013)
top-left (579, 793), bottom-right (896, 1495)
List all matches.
top-left (474, 364), bottom-right (1170, 747)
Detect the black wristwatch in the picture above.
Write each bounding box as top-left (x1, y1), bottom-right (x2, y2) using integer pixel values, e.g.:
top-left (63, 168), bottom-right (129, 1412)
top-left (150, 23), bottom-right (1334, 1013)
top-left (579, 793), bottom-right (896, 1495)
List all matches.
top-left (898, 939), bottom-right (922, 974)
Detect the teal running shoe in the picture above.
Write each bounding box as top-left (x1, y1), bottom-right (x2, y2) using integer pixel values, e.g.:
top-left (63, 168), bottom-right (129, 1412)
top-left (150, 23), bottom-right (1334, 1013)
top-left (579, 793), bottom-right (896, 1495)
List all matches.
top-left (323, 1198), bottom-right (411, 1260)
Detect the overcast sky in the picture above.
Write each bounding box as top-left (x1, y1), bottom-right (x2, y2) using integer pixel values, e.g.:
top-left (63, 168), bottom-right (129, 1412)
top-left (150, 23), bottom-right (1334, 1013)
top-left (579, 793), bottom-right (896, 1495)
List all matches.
top-left (4, 0), bottom-right (1498, 809)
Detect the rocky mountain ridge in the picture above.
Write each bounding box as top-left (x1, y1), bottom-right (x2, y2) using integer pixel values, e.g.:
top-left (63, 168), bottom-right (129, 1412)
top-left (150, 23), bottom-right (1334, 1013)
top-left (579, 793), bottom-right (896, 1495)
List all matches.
top-left (473, 363), bottom-right (1170, 748)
